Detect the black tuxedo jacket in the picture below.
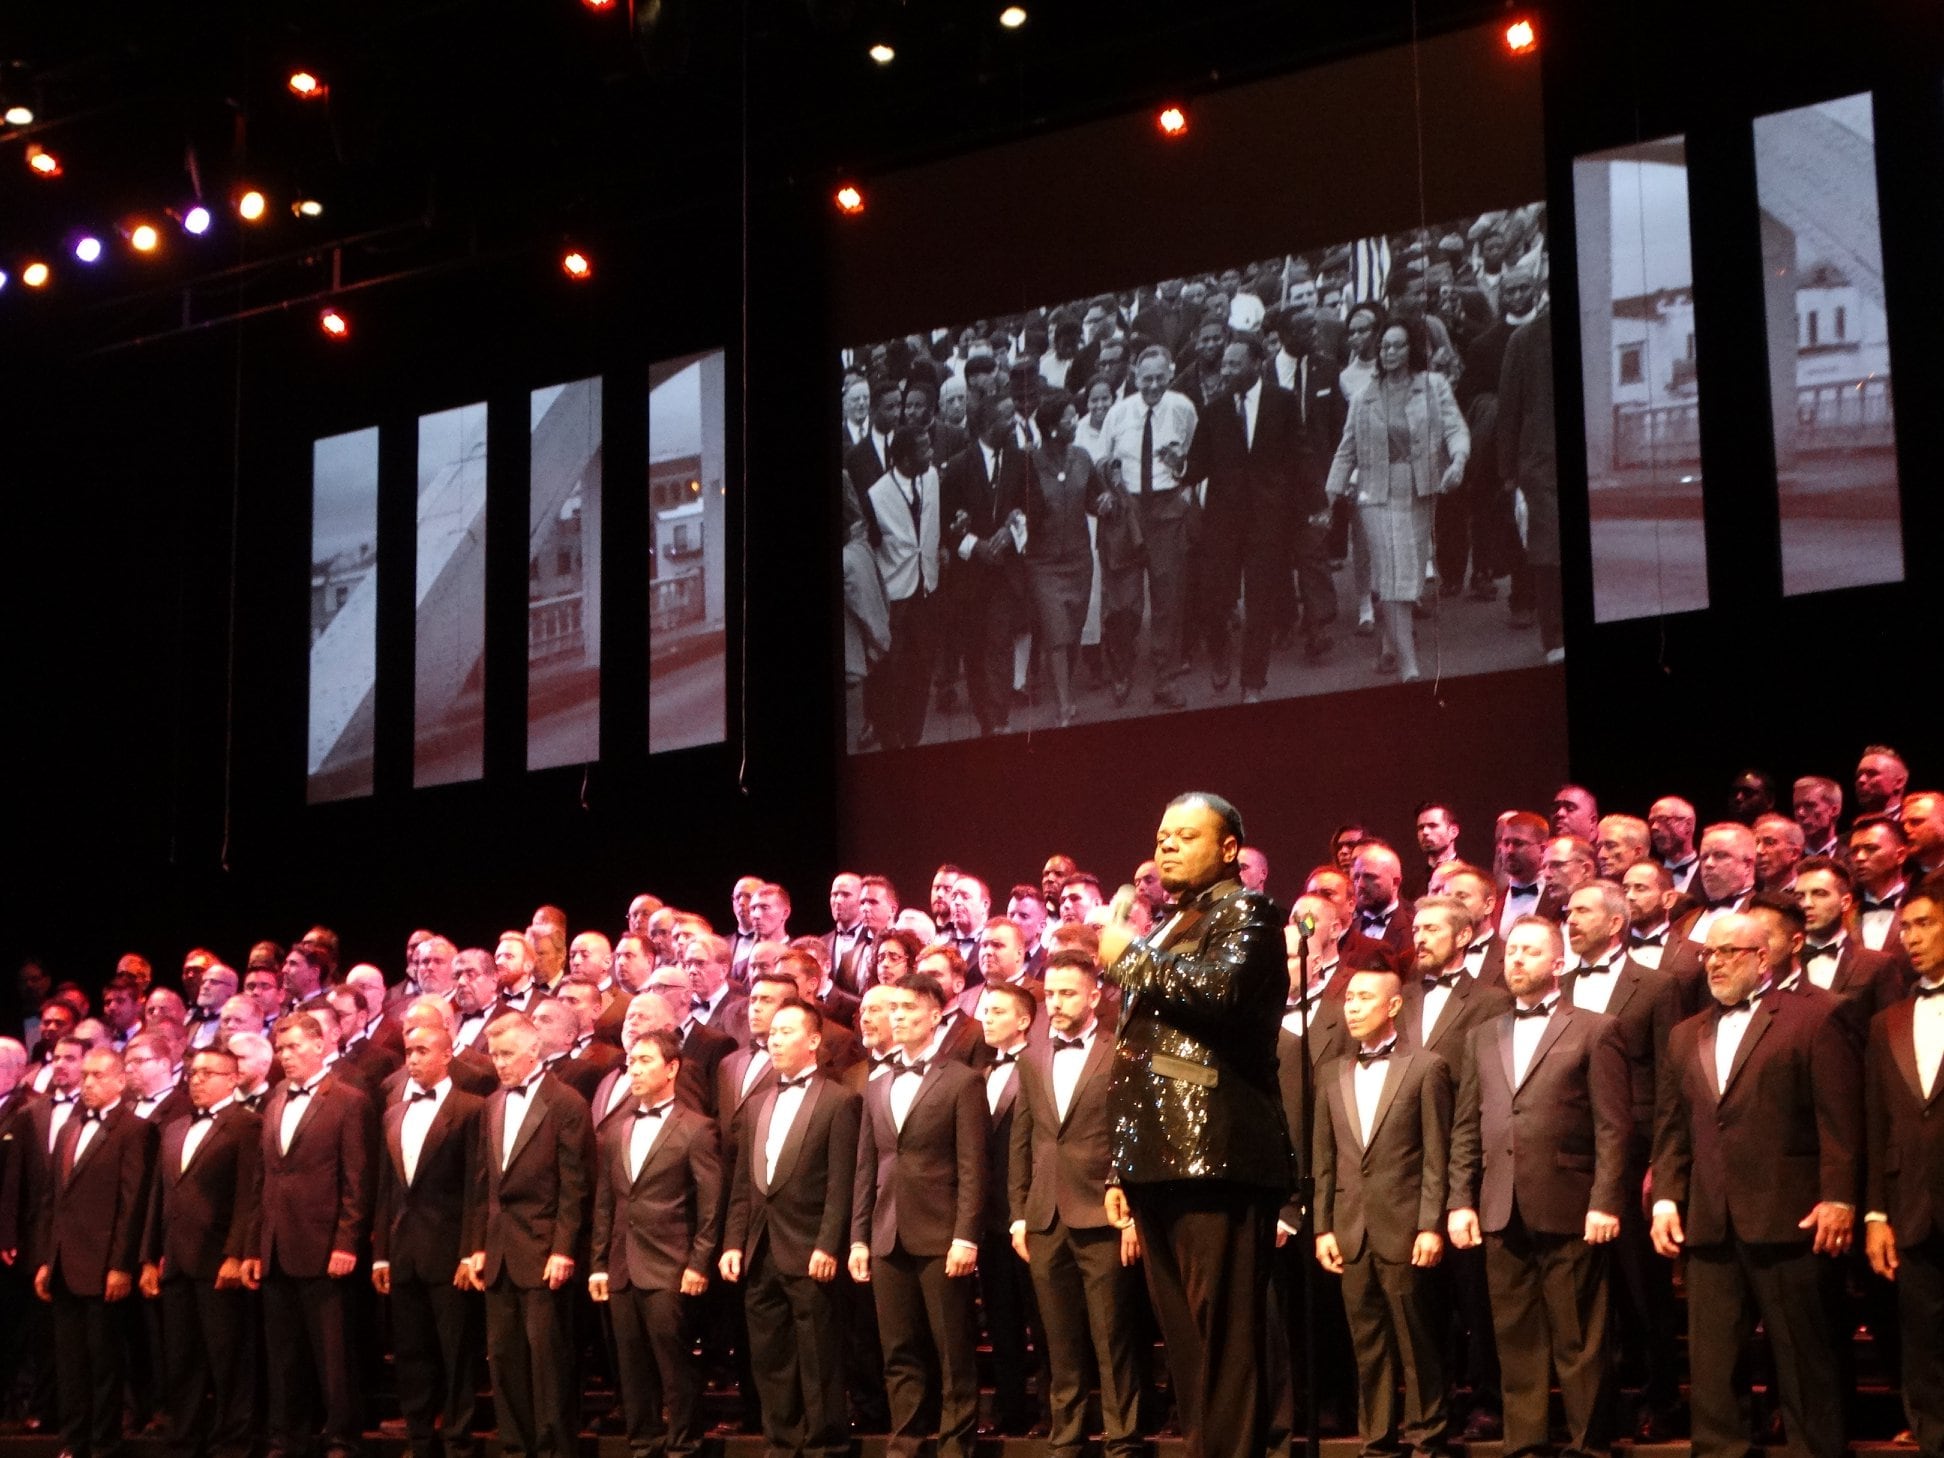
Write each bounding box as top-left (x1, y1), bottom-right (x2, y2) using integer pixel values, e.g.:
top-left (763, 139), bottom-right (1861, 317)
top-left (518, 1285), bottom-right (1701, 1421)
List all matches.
top-left (38, 1104), bottom-right (155, 1295)
top-left (1464, 934), bottom-right (1507, 990)
top-left (470, 1074), bottom-right (593, 1288)
top-left (1313, 1047), bottom-right (1453, 1262)
top-left (843, 435), bottom-right (892, 508)
top-left (1652, 988), bottom-right (1862, 1247)
top-left (853, 1060), bottom-right (987, 1256)
top-left (1560, 956), bottom-right (1678, 1145)
top-left (134, 1086), bottom-right (194, 1127)
top-left (1794, 940), bottom-right (1906, 1049)
top-left (939, 438), bottom-right (1030, 571)
top-left (372, 1085), bottom-right (486, 1284)
top-left (258, 1074), bottom-right (375, 1276)
top-left (1450, 1003), bottom-right (1631, 1234)
top-left (591, 1104), bottom-right (722, 1290)
top-left (0, 1086), bottom-right (40, 1258)
top-left (724, 1076), bottom-right (860, 1273)
top-left (933, 1010), bottom-right (986, 1068)
top-left (1355, 899), bottom-right (1418, 959)
top-left (701, 991), bottom-right (750, 1041)
top-left (1184, 376), bottom-right (1327, 521)
top-left (1009, 1031), bottom-right (1116, 1233)
top-left (144, 1103), bottom-right (261, 1278)
top-left (336, 1037), bottom-right (403, 1100)
top-left (543, 1052), bottom-right (607, 1104)
top-left (1864, 996), bottom-right (1944, 1244)
top-left (1398, 971), bottom-right (1513, 1079)
top-left (981, 1062), bottom-right (1021, 1235)
top-left (822, 928), bottom-right (875, 998)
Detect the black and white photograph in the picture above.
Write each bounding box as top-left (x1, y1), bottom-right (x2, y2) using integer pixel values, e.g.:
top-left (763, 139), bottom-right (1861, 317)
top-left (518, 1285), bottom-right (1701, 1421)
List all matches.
top-left (528, 375), bottom-right (604, 771)
top-left (1751, 91), bottom-right (1903, 597)
top-left (648, 348), bottom-right (729, 755)
top-left (1572, 136), bottom-right (1711, 624)
top-left (413, 401), bottom-right (489, 788)
top-left (838, 206), bottom-right (1562, 754)
top-left (307, 426), bottom-right (380, 803)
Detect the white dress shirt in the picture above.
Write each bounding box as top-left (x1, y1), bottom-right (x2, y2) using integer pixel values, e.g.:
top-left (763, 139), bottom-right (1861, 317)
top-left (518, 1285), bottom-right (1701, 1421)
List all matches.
top-left (1050, 1022), bottom-right (1097, 1123)
top-left (763, 1074), bottom-right (814, 1186)
top-left (1461, 935), bottom-right (1497, 981)
top-left (889, 1058), bottom-right (927, 1132)
top-left (628, 1100), bottom-right (675, 1182)
top-left (1688, 896), bottom-right (1749, 945)
top-left (1664, 857), bottom-right (1698, 894)
top-left (738, 1049), bottom-right (772, 1098)
top-left (1234, 377), bottom-right (1262, 450)
top-left (1499, 885), bottom-right (1541, 937)
top-left (1570, 950), bottom-right (1624, 1014)
top-left (1713, 987), bottom-right (1768, 1094)
top-left (985, 1044), bottom-right (1024, 1116)
top-left (71, 1100), bottom-right (119, 1164)
top-left (1420, 973), bottom-right (1460, 1041)
top-left (1915, 980), bottom-right (1944, 1100)
top-left (180, 1095), bottom-right (233, 1172)
top-left (1101, 389), bottom-right (1198, 494)
top-left (1353, 1041), bottom-right (1395, 1146)
top-left (1858, 885), bottom-right (1906, 951)
top-left (500, 1073), bottom-right (544, 1169)
top-left (46, 1089), bottom-right (80, 1150)
top-left (401, 1077), bottom-right (451, 1185)
top-left (1282, 964), bottom-right (1339, 1037)
top-left (1627, 921), bottom-right (1670, 969)
top-left (1511, 996), bottom-right (1559, 1084)
top-left (1801, 933), bottom-right (1848, 991)
top-left (280, 1078), bottom-right (323, 1155)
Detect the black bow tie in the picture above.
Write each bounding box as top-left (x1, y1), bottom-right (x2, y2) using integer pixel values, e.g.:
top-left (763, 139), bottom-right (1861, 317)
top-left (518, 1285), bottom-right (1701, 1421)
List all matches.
top-left (1578, 960), bottom-right (1618, 976)
top-left (1512, 1001), bottom-right (1556, 1019)
top-left (192, 1107), bottom-right (218, 1121)
top-left (1051, 1035), bottom-right (1086, 1052)
top-left (506, 1081), bottom-right (536, 1100)
top-left (634, 1102), bottom-right (671, 1119)
top-left (1356, 1041), bottom-right (1396, 1065)
top-left (1422, 972), bottom-right (1461, 991)
top-left (1914, 982), bottom-right (1944, 1000)
top-left (408, 1088), bottom-right (437, 1103)
top-left (82, 1108), bottom-right (105, 1123)
top-left (750, 1038), bottom-right (768, 1054)
top-left (1804, 943), bottom-right (1841, 963)
top-left (1629, 930), bottom-right (1665, 948)
top-left (868, 1052), bottom-right (896, 1068)
top-left (1718, 996), bottom-right (1761, 1015)
top-left (1860, 899), bottom-right (1897, 915)
top-left (1506, 883), bottom-right (1538, 898)
top-left (188, 1008), bottom-right (213, 1022)
top-left (777, 1073), bottom-right (815, 1091)
top-left (897, 1059), bottom-right (929, 1077)
top-left (52, 1092), bottom-right (75, 1105)
top-left (692, 997), bottom-right (708, 1011)
top-left (1360, 911), bottom-right (1390, 929)
top-left (285, 1084), bottom-right (314, 1102)
top-left (989, 1053), bottom-right (1018, 1070)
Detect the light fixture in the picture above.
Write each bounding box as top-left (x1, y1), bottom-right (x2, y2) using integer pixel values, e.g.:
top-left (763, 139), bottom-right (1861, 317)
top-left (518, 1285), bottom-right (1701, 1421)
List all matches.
top-left (319, 307), bottom-right (350, 339)
top-left (0, 269), bottom-right (8, 291)
top-left (1156, 105), bottom-right (1188, 138)
top-left (834, 183), bottom-right (865, 215)
top-left (288, 70), bottom-right (325, 99)
top-left (22, 261), bottom-right (51, 288)
top-left (4, 105), bottom-right (32, 127)
top-left (293, 197), bottom-right (324, 218)
top-left (181, 205), bottom-right (213, 235)
top-left (561, 249), bottom-right (593, 280)
top-left (237, 189), bottom-right (268, 222)
top-left (130, 223), bottom-right (161, 253)
top-left (26, 145), bottom-right (60, 177)
top-left (1504, 18), bottom-right (1537, 53)
top-left (868, 43), bottom-right (895, 64)
top-left (583, 0), bottom-right (617, 8)
top-left (74, 236), bottom-right (104, 264)
top-left (998, 6), bottom-right (1027, 28)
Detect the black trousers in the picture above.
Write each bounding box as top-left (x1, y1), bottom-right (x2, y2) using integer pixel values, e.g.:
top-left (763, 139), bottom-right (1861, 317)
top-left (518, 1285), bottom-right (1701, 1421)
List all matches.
top-left (1686, 1236), bottom-right (1845, 1458)
top-left (51, 1278), bottom-right (124, 1458)
top-left (608, 1286), bottom-right (700, 1458)
top-left (840, 1269), bottom-right (890, 1429)
top-left (1611, 1165), bottom-right (1679, 1413)
top-left (1485, 1212), bottom-right (1612, 1458)
top-left (261, 1270), bottom-right (359, 1455)
top-left (1202, 502), bottom-right (1288, 691)
top-left (873, 1246), bottom-right (980, 1458)
top-left (388, 1274), bottom-right (480, 1458)
top-left (977, 1231), bottom-right (1047, 1433)
top-left (483, 1278), bottom-right (577, 1458)
top-left (1027, 1220), bottom-right (1143, 1458)
top-left (868, 592), bottom-right (938, 750)
top-left (743, 1245), bottom-right (848, 1458)
top-left (1126, 1180), bottom-right (1278, 1458)
top-left (1896, 1232), bottom-right (1944, 1458)
top-left (159, 1276), bottom-right (255, 1458)
top-left (1341, 1248), bottom-right (1447, 1458)
top-left (1440, 1240), bottom-right (1501, 1416)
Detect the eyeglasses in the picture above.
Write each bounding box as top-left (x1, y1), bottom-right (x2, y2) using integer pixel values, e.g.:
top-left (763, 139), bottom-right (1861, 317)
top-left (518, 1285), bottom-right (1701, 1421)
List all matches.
top-left (1700, 945), bottom-right (1767, 964)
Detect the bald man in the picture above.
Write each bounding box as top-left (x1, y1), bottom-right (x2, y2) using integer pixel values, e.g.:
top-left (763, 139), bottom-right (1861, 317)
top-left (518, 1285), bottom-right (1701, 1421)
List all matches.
top-left (1350, 842), bottom-right (1415, 957)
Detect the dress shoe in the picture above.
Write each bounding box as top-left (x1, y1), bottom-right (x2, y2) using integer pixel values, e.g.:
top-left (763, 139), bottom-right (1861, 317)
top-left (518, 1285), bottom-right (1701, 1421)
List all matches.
top-left (1462, 1410), bottom-right (1503, 1442)
top-left (1303, 633), bottom-right (1334, 662)
top-left (1374, 648), bottom-right (1398, 675)
top-left (1243, 690), bottom-right (1261, 705)
top-left (1153, 684), bottom-right (1185, 709)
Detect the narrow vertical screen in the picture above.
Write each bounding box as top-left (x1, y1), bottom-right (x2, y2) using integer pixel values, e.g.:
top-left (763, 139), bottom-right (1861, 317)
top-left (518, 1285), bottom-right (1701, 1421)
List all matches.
top-left (1574, 136), bottom-right (1710, 622)
top-left (529, 377), bottom-right (603, 771)
top-left (1751, 93), bottom-right (1903, 596)
top-left (648, 349), bottom-right (728, 754)
top-left (415, 402), bottom-right (489, 788)
top-left (308, 427), bottom-right (380, 803)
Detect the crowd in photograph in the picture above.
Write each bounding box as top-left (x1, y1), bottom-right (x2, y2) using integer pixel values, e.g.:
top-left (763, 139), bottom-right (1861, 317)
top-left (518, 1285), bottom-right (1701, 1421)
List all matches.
top-left (838, 205), bottom-right (1562, 750)
top-left (3, 741), bottom-right (1941, 1458)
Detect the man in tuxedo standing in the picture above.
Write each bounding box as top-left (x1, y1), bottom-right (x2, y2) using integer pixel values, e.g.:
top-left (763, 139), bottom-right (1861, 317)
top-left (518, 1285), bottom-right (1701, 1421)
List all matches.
top-left (140, 1046), bottom-right (261, 1458)
top-left (850, 973), bottom-right (987, 1458)
top-left (33, 1045), bottom-right (155, 1458)
top-left (1009, 952), bottom-right (1144, 1458)
top-left (720, 1002), bottom-right (861, 1458)
top-left (1311, 969), bottom-right (1454, 1458)
top-left (1795, 858), bottom-right (1906, 1025)
top-left (243, 1012), bottom-right (374, 1458)
top-left (975, 983), bottom-right (1045, 1434)
top-left (1449, 917), bottom-right (1630, 1458)
top-left (464, 1013), bottom-right (593, 1458)
top-left (1865, 875), bottom-right (1944, 1458)
top-left (589, 1028), bottom-right (722, 1458)
top-left (1350, 842), bottom-right (1415, 959)
top-left (1651, 912), bottom-right (1862, 1458)
top-left (371, 1026), bottom-right (486, 1458)
top-left (1097, 792), bottom-right (1294, 1458)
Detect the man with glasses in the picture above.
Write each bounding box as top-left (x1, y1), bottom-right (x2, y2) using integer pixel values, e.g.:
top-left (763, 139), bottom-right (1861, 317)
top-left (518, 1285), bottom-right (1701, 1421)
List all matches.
top-left (1650, 913), bottom-right (1861, 1458)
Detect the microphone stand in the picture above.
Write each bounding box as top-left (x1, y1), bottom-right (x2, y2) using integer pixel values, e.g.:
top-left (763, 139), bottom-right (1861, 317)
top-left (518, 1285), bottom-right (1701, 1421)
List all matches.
top-left (1295, 916), bottom-right (1319, 1458)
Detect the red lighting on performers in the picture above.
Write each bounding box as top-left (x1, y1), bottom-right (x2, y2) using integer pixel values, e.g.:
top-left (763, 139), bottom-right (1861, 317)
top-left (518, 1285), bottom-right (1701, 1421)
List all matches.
top-left (834, 184), bottom-right (866, 216)
top-left (1156, 106), bottom-right (1188, 139)
top-left (1504, 19), bottom-right (1537, 53)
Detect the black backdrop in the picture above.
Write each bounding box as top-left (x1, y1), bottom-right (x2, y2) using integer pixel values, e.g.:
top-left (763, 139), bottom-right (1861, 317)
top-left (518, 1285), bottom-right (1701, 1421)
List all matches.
top-left (4, 2), bottom-right (1941, 1008)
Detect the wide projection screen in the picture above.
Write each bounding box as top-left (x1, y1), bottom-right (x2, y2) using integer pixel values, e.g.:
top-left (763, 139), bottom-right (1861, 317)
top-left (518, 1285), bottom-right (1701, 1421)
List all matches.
top-left (828, 23), bottom-right (1571, 892)
top-left (649, 348), bottom-right (728, 755)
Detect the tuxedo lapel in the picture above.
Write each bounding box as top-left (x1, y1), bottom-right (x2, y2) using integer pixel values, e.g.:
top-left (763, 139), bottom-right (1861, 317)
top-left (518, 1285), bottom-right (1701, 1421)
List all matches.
top-left (503, 1087), bottom-right (548, 1172)
top-left (1366, 1050), bottom-right (1410, 1147)
top-left (1337, 1059), bottom-right (1362, 1156)
top-left (899, 1065), bottom-right (946, 1141)
top-left (385, 1103), bottom-right (410, 1186)
top-left (769, 1080), bottom-right (823, 1192)
top-left (1495, 1016), bottom-right (1517, 1095)
top-left (1885, 1004), bottom-right (1926, 1105)
top-left (1519, 1008), bottom-right (1574, 1089)
top-left (1058, 1036), bottom-right (1112, 1134)
top-left (1722, 1004), bottom-right (1774, 1097)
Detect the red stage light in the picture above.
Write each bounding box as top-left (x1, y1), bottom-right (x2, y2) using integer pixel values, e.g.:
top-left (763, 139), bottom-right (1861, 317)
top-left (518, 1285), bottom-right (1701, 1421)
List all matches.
top-left (583, 0), bottom-right (617, 10)
top-left (1505, 18), bottom-right (1537, 53)
top-left (561, 250), bottom-right (593, 280)
top-left (1156, 105), bottom-right (1188, 138)
top-left (27, 146), bottom-right (61, 177)
top-left (288, 70), bottom-right (325, 98)
top-left (834, 184), bottom-right (865, 216)
top-left (319, 307), bottom-right (350, 339)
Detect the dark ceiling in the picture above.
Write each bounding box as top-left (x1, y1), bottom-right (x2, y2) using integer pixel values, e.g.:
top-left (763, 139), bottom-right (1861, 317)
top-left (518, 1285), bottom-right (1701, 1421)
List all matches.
top-left (1, 0), bottom-right (1502, 352)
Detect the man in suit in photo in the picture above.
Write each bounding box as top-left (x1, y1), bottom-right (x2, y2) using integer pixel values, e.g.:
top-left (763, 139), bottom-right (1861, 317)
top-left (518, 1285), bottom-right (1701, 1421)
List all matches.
top-left (371, 1025), bottom-right (486, 1458)
top-left (843, 380), bottom-right (902, 502)
top-left (1312, 968), bottom-right (1454, 1458)
top-left (1651, 912), bottom-right (1862, 1458)
top-left (589, 1027), bottom-right (722, 1458)
top-left (938, 391), bottom-right (1030, 736)
top-left (719, 1002), bottom-right (861, 1458)
top-left (33, 1044), bottom-right (155, 1458)
top-left (139, 1045), bottom-right (261, 1458)
top-left (463, 1012), bottom-right (593, 1458)
top-left (1560, 881), bottom-right (1682, 1436)
top-left (1008, 952), bottom-right (1144, 1458)
top-left (1449, 916), bottom-right (1630, 1458)
top-left (1096, 793), bottom-right (1295, 1458)
top-left (850, 972), bottom-right (987, 1458)
top-left (1865, 875), bottom-right (1944, 1458)
top-left (243, 1012), bottom-right (374, 1458)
